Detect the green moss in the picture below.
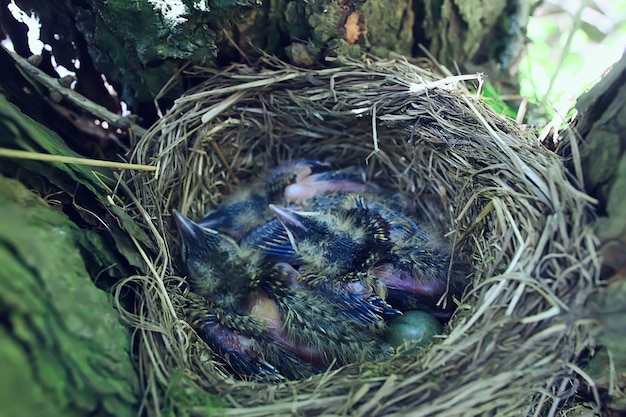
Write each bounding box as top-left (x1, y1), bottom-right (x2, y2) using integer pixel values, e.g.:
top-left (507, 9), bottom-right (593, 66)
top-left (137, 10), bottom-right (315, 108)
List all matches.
top-left (0, 94), bottom-right (111, 202)
top-left (584, 132), bottom-right (621, 192)
top-left (0, 325), bottom-right (61, 417)
top-left (327, 38), bottom-right (364, 59)
top-left (72, 0), bottom-right (262, 105)
top-left (306, 0), bottom-right (343, 46)
top-left (423, 0), bottom-right (521, 69)
top-left (0, 93), bottom-right (153, 282)
top-left (266, 0), bottom-right (288, 52)
top-left (162, 369), bottom-right (225, 417)
top-left (456, 0), bottom-right (507, 58)
top-left (595, 153), bottom-right (626, 241)
top-left (284, 1), bottom-right (309, 40)
top-left (361, 0), bottom-right (413, 55)
top-left (285, 42), bottom-right (321, 66)
top-left (0, 175), bottom-right (139, 417)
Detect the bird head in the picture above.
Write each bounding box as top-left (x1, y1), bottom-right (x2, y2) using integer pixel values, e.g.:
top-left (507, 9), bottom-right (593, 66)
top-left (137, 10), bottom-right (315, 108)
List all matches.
top-left (173, 210), bottom-right (258, 304)
top-left (196, 189), bottom-right (271, 238)
top-left (173, 209), bottom-right (222, 262)
top-left (265, 159), bottom-right (332, 200)
top-left (283, 166), bottom-right (380, 204)
top-left (269, 204), bottom-right (372, 276)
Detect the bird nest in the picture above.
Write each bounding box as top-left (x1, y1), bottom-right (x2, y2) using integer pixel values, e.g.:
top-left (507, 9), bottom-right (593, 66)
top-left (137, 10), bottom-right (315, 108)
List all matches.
top-left (119, 55), bottom-right (600, 416)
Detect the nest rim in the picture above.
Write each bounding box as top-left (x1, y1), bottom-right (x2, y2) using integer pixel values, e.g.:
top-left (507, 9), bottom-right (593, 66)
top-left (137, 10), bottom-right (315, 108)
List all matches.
top-left (117, 55), bottom-right (601, 416)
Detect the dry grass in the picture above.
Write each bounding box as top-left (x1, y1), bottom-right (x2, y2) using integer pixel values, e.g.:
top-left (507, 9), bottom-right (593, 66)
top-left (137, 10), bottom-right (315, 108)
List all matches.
top-left (115, 54), bottom-right (602, 416)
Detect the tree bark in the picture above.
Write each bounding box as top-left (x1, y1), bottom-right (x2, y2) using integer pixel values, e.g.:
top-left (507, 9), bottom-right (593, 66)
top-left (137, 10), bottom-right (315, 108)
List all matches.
top-left (559, 52), bottom-right (626, 414)
top-left (3, 0), bottom-right (531, 124)
top-left (0, 171), bottom-right (140, 417)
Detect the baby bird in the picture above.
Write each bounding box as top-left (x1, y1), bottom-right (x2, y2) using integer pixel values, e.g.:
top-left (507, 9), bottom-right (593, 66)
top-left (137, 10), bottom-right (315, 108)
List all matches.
top-left (185, 294), bottom-right (283, 382)
top-left (195, 160), bottom-right (329, 238)
top-left (376, 237), bottom-right (468, 317)
top-left (186, 293), bottom-right (319, 381)
top-left (264, 159), bottom-right (333, 200)
top-left (239, 193), bottom-right (386, 263)
top-left (237, 263), bottom-right (394, 370)
top-left (265, 202), bottom-right (399, 317)
top-left (173, 209), bottom-right (265, 306)
top-left (197, 188), bottom-right (272, 240)
top-left (175, 210), bottom-right (390, 375)
top-left (268, 196), bottom-right (467, 316)
top-left (257, 267), bottom-right (392, 368)
top-left (302, 193), bottom-right (430, 245)
top-left (176, 211), bottom-right (335, 378)
top-left (198, 160), bottom-right (378, 239)
top-left (268, 201), bottom-right (387, 278)
top-left (281, 165), bottom-right (380, 204)
top-left (351, 197), bottom-right (468, 314)
top-left (174, 158), bottom-right (469, 379)
top-left (274, 262), bottom-right (400, 327)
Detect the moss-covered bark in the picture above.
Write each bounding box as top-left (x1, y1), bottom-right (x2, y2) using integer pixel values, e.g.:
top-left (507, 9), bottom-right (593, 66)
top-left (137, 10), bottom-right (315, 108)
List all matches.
top-left (3, 0), bottom-right (530, 123)
top-left (0, 174), bottom-right (139, 417)
top-left (10, 0), bottom-right (262, 115)
top-left (562, 52), bottom-right (626, 251)
top-left (222, 0), bottom-right (530, 71)
top-left (422, 0), bottom-right (531, 69)
top-left (561, 52), bottom-right (626, 414)
top-left (0, 84), bottom-right (153, 416)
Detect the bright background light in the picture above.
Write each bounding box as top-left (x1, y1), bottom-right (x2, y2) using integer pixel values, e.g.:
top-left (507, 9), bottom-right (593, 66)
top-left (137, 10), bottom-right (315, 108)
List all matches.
top-left (519, 0), bottom-right (626, 121)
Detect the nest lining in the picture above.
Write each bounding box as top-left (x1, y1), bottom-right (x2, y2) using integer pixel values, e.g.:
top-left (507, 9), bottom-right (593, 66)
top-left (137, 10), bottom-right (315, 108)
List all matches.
top-left (119, 55), bottom-right (600, 416)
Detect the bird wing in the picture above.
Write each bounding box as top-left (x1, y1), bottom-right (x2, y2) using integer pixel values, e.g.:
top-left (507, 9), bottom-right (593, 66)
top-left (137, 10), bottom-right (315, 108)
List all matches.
top-left (194, 316), bottom-right (285, 382)
top-left (321, 282), bottom-right (401, 325)
top-left (186, 300), bottom-right (285, 382)
top-left (241, 219), bottom-right (299, 263)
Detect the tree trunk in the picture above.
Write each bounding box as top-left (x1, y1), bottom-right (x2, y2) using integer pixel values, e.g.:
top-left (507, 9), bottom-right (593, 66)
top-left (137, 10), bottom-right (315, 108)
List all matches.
top-left (4, 0), bottom-right (530, 124)
top-left (559, 51), bottom-right (626, 414)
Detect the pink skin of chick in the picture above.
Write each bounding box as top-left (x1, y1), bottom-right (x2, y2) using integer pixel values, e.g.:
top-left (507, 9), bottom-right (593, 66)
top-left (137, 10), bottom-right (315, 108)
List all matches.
top-left (284, 172), bottom-right (378, 204)
top-left (243, 289), bottom-right (326, 366)
top-left (373, 263), bottom-right (447, 298)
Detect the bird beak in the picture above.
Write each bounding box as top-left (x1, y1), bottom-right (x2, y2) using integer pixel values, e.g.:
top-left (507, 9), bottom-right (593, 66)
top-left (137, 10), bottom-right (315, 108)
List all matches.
top-left (172, 209), bottom-right (198, 239)
top-left (268, 205), bottom-right (322, 228)
top-left (172, 209), bottom-right (218, 244)
top-left (303, 160), bottom-right (333, 175)
top-left (269, 205), bottom-right (302, 251)
top-left (269, 205), bottom-right (306, 229)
